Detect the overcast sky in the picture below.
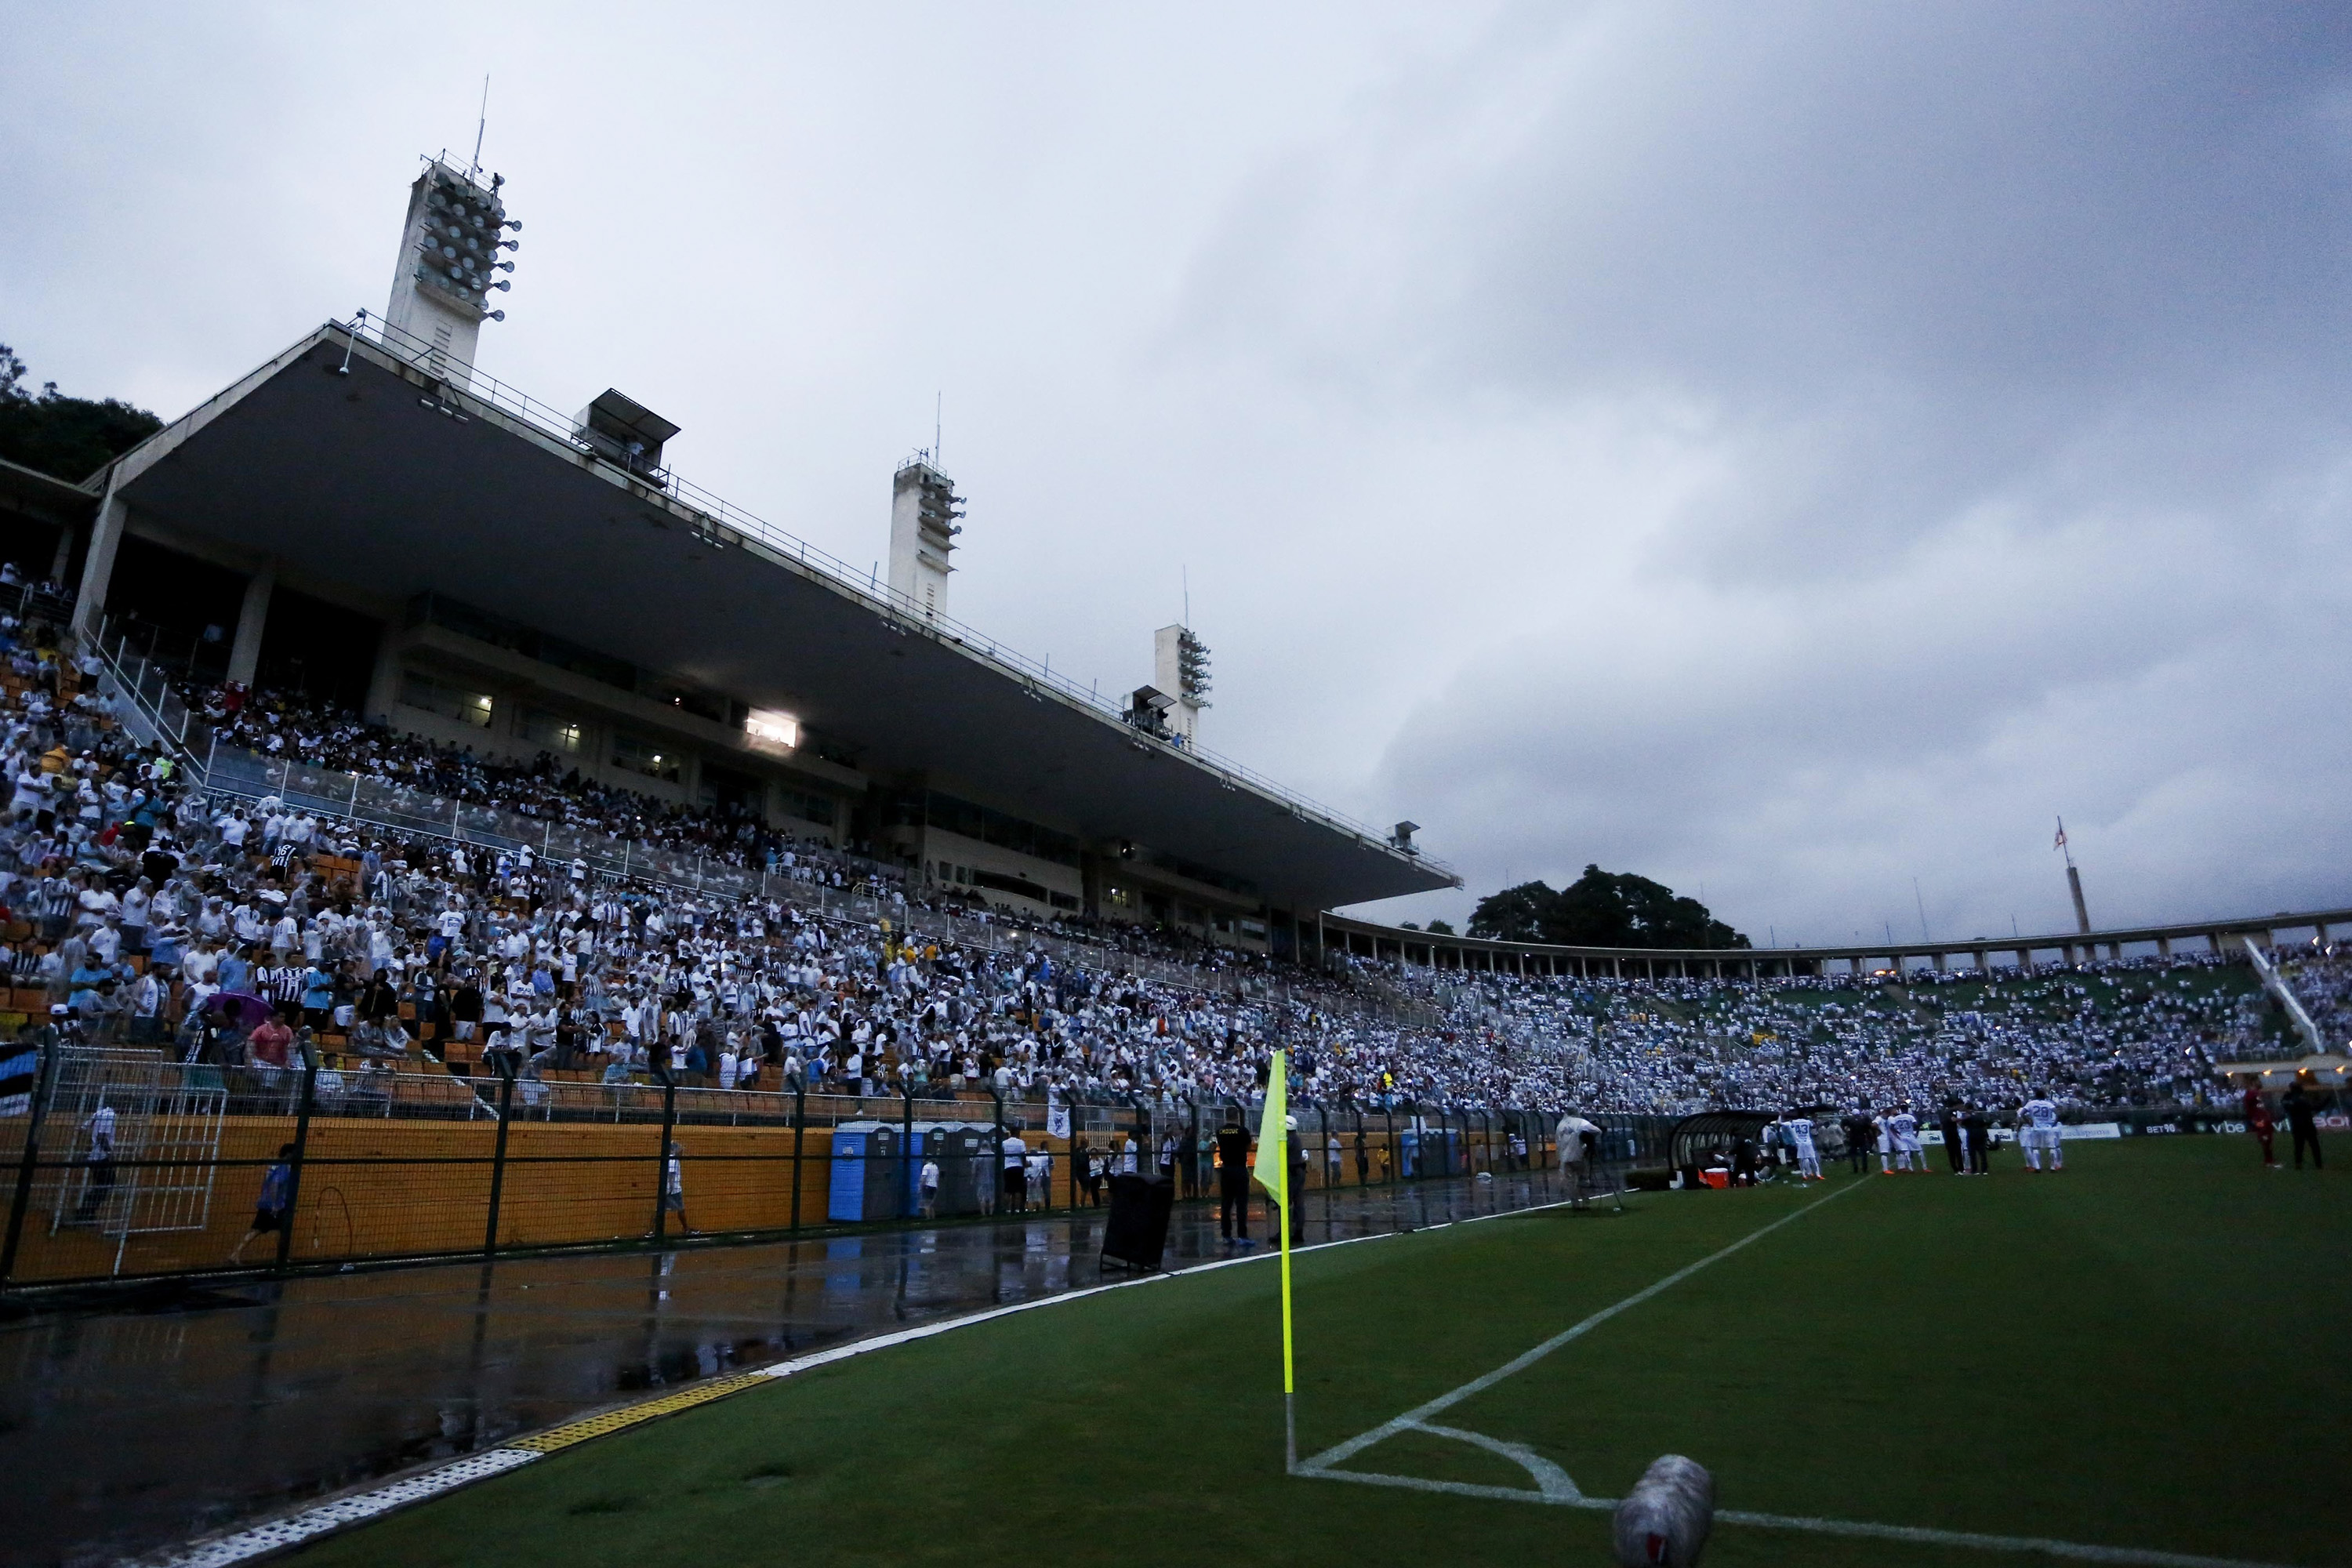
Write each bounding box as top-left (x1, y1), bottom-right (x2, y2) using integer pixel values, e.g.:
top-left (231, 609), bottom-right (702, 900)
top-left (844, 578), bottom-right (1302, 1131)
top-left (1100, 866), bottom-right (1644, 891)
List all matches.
top-left (6, 2), bottom-right (2349, 944)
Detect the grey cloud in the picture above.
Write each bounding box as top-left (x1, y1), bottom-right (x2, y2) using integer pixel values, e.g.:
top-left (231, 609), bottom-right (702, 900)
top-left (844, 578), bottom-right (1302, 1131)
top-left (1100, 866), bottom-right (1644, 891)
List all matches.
top-left (1179, 2), bottom-right (2352, 933)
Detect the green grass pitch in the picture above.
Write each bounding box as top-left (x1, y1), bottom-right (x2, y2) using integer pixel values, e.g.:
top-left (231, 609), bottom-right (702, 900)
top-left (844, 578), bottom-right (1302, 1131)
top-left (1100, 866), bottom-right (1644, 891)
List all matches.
top-left (290, 1138), bottom-right (2346, 1566)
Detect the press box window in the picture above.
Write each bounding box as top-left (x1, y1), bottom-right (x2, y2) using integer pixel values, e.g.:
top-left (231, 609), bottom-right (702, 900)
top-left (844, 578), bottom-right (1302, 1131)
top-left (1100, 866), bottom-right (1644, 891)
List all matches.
top-left (612, 735), bottom-right (681, 782)
top-left (779, 787), bottom-right (835, 827)
top-left (521, 707), bottom-right (583, 753)
top-left (400, 671), bottom-right (493, 729)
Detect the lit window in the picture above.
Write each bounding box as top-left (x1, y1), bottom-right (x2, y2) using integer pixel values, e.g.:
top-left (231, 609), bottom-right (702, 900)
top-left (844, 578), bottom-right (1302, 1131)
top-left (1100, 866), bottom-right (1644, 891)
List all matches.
top-left (523, 708), bottom-right (583, 753)
top-left (399, 672), bottom-right (494, 729)
top-left (745, 709), bottom-right (799, 750)
top-left (612, 735), bottom-right (681, 782)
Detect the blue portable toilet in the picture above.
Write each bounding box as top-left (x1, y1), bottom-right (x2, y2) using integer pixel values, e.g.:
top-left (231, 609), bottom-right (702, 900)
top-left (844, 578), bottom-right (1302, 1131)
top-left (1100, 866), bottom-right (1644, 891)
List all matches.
top-left (908, 1123), bottom-right (989, 1217)
top-left (829, 1121), bottom-right (902, 1222)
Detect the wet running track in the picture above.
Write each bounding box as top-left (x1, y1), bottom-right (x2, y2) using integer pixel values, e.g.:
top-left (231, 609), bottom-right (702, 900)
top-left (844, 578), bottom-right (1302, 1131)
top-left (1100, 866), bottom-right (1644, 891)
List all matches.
top-left (4, 1169), bottom-right (1582, 1566)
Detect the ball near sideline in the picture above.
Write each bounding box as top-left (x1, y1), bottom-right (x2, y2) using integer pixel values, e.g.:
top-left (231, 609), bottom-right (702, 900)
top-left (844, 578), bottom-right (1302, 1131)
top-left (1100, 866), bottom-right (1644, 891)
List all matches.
top-left (1612, 1454), bottom-right (1714, 1566)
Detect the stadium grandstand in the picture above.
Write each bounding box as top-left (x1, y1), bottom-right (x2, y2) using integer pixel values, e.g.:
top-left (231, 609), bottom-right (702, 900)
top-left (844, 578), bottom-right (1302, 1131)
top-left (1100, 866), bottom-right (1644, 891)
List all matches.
top-left (0, 608), bottom-right (2340, 1285)
top-left (0, 156), bottom-right (2345, 1294)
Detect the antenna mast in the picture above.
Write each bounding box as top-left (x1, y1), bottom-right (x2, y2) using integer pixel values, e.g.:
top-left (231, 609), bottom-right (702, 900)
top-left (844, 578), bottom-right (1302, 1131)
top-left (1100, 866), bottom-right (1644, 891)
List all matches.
top-left (469, 75), bottom-right (490, 180)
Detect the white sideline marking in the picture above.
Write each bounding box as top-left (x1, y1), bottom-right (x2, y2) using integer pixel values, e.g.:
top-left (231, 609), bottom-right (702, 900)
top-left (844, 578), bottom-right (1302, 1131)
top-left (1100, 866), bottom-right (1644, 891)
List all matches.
top-left (152, 1189), bottom-right (1574, 1565)
top-left (1311, 1468), bottom-right (2294, 1568)
top-left (1298, 1180), bottom-right (1863, 1475)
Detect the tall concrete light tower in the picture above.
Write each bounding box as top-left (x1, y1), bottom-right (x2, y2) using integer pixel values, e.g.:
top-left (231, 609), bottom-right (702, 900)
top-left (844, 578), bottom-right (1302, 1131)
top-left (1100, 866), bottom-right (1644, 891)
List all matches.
top-left (385, 158), bottom-right (518, 386)
top-left (1154, 624), bottom-right (1211, 743)
top-left (2055, 817), bottom-right (2092, 935)
top-left (889, 459), bottom-right (963, 620)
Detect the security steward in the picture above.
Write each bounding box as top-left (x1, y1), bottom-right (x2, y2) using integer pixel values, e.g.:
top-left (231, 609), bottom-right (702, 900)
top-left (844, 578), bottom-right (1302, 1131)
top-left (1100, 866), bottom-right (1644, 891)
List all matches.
top-left (1215, 1117), bottom-right (1253, 1246)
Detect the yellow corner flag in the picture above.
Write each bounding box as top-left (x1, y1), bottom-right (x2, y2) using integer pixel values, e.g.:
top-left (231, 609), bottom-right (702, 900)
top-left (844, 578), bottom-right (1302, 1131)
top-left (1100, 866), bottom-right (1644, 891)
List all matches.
top-left (1256, 1049), bottom-right (1297, 1470)
top-left (1254, 1050), bottom-right (1289, 1210)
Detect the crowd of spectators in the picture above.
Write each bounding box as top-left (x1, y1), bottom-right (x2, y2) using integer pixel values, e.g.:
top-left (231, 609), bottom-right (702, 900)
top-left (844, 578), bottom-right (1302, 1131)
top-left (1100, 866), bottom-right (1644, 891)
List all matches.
top-left (191, 683), bottom-right (884, 883)
top-left (1392, 957), bottom-right (2274, 1116)
top-left (7, 670), bottom-right (2326, 1130)
top-left (2277, 950), bottom-right (2352, 1054)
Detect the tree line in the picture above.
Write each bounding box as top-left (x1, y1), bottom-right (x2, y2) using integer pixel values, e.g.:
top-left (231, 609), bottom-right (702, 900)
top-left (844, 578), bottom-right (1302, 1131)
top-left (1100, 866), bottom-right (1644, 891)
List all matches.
top-left (1465, 865), bottom-right (1749, 949)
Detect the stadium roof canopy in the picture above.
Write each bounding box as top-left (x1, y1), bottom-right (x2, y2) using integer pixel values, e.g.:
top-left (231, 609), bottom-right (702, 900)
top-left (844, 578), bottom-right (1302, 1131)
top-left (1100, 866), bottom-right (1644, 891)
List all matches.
top-left (99, 321), bottom-right (1458, 914)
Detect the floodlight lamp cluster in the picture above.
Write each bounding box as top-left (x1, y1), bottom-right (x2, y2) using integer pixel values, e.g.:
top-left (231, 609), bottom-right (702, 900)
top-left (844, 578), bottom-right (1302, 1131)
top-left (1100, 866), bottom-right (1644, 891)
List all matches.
top-left (413, 165), bottom-right (520, 320)
top-left (913, 467), bottom-right (965, 542)
top-left (1175, 626), bottom-right (1212, 703)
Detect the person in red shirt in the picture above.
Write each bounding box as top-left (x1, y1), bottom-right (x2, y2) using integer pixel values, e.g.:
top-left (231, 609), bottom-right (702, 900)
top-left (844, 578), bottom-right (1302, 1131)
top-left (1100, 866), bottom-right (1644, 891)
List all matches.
top-left (249, 1007), bottom-right (295, 1070)
top-left (2244, 1083), bottom-right (2278, 1169)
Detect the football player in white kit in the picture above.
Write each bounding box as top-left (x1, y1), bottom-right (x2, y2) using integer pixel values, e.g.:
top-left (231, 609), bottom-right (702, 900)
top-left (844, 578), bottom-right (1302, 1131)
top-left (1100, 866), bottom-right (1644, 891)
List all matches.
top-left (1873, 1111), bottom-right (1895, 1174)
top-left (1786, 1115), bottom-right (1823, 1180)
top-left (1888, 1106), bottom-right (1925, 1172)
top-left (2018, 1094), bottom-right (2063, 1171)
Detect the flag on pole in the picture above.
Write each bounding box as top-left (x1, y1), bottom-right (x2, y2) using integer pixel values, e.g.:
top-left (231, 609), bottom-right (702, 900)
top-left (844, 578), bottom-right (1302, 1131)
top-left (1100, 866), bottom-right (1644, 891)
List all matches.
top-left (1254, 1052), bottom-right (1288, 1210)
top-left (1256, 1049), bottom-right (1297, 1471)
top-left (2053, 818), bottom-right (2067, 851)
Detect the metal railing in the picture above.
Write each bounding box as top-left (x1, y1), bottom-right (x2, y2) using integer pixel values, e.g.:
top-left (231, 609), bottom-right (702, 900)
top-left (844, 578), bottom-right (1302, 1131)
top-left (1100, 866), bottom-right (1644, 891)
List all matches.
top-left (86, 616), bottom-right (211, 765)
top-left (336, 311), bottom-right (1454, 886)
top-left (0, 579), bottom-right (77, 630)
top-left (0, 1036), bottom-right (1580, 1290)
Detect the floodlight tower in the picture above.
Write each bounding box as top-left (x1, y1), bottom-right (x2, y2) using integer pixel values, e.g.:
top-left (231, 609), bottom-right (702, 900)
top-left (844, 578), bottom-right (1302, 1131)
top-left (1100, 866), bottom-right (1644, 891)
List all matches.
top-left (2056, 816), bottom-right (2092, 934)
top-left (889, 458), bottom-right (964, 619)
top-left (1153, 624), bottom-right (1211, 743)
top-left (384, 158), bottom-right (518, 386)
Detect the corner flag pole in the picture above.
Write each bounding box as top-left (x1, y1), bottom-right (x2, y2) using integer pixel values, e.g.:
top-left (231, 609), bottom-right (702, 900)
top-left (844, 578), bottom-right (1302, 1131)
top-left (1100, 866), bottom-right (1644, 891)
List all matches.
top-left (1279, 1116), bottom-right (1295, 1473)
top-left (1254, 1048), bottom-right (1296, 1472)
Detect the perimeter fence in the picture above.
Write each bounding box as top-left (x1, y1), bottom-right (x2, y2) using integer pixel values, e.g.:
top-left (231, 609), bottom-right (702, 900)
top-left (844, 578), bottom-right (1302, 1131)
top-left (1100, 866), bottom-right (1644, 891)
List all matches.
top-left (0, 1037), bottom-right (1631, 1291)
top-left (0, 1036), bottom-right (2241, 1292)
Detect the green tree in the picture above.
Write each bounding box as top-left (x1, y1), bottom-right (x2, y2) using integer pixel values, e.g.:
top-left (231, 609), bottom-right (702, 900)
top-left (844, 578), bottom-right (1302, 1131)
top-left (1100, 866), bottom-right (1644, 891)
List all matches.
top-left (1466, 866), bottom-right (1748, 949)
top-left (1465, 880), bottom-right (1555, 941)
top-left (0, 342), bottom-right (162, 484)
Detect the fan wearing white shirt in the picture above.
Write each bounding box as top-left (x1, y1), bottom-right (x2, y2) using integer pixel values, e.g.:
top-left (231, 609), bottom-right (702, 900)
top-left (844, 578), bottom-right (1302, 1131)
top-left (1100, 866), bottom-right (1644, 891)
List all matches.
top-left (1000, 1131), bottom-right (1029, 1214)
